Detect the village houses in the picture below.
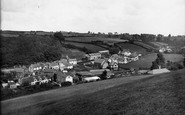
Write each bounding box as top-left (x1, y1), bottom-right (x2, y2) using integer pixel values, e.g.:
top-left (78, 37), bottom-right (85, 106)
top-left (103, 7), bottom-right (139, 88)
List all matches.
top-left (85, 53), bottom-right (101, 60)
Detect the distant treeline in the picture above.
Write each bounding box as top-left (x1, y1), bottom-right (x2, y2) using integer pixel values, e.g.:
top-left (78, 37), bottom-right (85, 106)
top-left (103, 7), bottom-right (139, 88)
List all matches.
top-left (120, 33), bottom-right (185, 47)
top-left (1, 35), bottom-right (64, 68)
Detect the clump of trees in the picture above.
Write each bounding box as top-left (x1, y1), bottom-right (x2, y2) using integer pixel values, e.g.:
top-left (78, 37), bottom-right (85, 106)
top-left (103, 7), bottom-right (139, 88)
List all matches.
top-left (151, 53), bottom-right (185, 70)
top-left (151, 53), bottom-right (165, 70)
top-left (53, 32), bottom-right (65, 44)
top-left (166, 61), bottom-right (184, 70)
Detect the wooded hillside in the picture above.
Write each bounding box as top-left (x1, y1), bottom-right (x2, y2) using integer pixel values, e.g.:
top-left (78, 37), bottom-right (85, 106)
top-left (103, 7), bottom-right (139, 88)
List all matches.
top-left (1, 35), bottom-right (66, 67)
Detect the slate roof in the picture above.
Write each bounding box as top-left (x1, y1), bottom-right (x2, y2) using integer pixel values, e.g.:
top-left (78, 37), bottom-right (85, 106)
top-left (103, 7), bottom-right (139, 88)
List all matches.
top-left (55, 71), bottom-right (68, 78)
top-left (30, 63), bottom-right (42, 68)
top-left (68, 59), bottom-right (77, 62)
top-left (8, 81), bottom-right (16, 85)
top-left (21, 76), bottom-right (35, 84)
top-left (94, 59), bottom-right (105, 64)
top-left (49, 62), bottom-right (59, 67)
top-left (43, 68), bottom-right (55, 73)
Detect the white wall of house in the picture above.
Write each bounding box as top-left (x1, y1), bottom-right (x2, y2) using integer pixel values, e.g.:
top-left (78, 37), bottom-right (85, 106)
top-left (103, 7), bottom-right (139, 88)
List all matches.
top-left (65, 76), bottom-right (73, 83)
top-left (2, 83), bottom-right (8, 88)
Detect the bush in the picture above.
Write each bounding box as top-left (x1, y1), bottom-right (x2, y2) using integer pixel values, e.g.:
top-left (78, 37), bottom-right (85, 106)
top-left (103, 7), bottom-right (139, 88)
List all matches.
top-left (1, 88), bottom-right (15, 100)
top-left (61, 82), bottom-right (72, 87)
top-left (167, 62), bottom-right (184, 70)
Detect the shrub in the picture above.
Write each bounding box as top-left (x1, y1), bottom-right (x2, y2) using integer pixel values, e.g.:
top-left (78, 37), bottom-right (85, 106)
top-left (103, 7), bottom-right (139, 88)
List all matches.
top-left (61, 82), bottom-right (72, 87)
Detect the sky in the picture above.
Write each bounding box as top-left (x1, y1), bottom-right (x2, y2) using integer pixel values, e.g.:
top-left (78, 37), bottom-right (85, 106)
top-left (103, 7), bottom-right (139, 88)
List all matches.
top-left (1, 0), bottom-right (185, 35)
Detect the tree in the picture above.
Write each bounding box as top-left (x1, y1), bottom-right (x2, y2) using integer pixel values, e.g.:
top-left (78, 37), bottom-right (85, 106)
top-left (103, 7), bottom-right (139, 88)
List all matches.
top-left (53, 32), bottom-right (65, 44)
top-left (53, 73), bottom-right (57, 82)
top-left (156, 34), bottom-right (164, 42)
top-left (156, 53), bottom-right (165, 67)
top-left (100, 70), bottom-right (107, 80)
top-left (151, 61), bottom-right (158, 70)
top-left (151, 53), bottom-right (166, 70)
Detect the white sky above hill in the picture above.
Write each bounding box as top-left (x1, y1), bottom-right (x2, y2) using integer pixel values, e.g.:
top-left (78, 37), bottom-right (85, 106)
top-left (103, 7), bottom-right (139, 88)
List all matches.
top-left (1, 0), bottom-right (185, 35)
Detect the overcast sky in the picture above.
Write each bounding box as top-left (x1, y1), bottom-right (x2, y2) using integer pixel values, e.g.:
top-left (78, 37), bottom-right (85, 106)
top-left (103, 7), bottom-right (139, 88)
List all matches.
top-left (1, 0), bottom-right (185, 35)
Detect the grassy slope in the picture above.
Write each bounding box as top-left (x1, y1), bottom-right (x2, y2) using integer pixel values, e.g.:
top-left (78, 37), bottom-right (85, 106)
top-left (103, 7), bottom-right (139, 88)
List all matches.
top-left (65, 41), bottom-right (106, 52)
top-left (2, 69), bottom-right (185, 115)
top-left (117, 42), bottom-right (147, 54)
top-left (120, 53), bottom-right (184, 69)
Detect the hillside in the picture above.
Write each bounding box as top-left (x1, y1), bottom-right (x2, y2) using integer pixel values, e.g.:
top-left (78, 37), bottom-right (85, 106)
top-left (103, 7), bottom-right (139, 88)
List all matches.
top-left (1, 69), bottom-right (185, 115)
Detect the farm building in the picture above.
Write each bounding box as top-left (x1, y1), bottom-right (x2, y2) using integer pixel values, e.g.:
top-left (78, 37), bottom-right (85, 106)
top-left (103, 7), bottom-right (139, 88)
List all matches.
top-left (148, 68), bottom-right (170, 74)
top-left (8, 81), bottom-right (17, 89)
top-left (19, 76), bottom-right (36, 86)
top-left (137, 70), bottom-right (149, 74)
top-left (99, 50), bottom-right (109, 54)
top-left (76, 69), bottom-right (114, 79)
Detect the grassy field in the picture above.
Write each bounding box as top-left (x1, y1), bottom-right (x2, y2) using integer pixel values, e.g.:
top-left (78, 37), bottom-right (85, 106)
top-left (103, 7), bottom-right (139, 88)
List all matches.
top-left (120, 53), bottom-right (184, 69)
top-left (66, 37), bottom-right (127, 43)
top-left (64, 49), bottom-right (86, 59)
top-left (134, 41), bottom-right (157, 50)
top-left (151, 42), bottom-right (168, 47)
top-left (116, 42), bottom-right (147, 54)
top-left (65, 41), bottom-right (106, 52)
top-left (1, 69), bottom-right (185, 115)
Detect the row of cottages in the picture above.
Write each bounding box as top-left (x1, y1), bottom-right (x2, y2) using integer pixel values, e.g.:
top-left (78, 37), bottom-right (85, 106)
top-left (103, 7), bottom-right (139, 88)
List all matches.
top-left (111, 52), bottom-right (139, 64)
top-left (29, 63), bottom-right (43, 72)
top-left (28, 58), bottom-right (77, 72)
top-left (19, 74), bottom-right (52, 86)
top-left (159, 46), bottom-right (172, 53)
